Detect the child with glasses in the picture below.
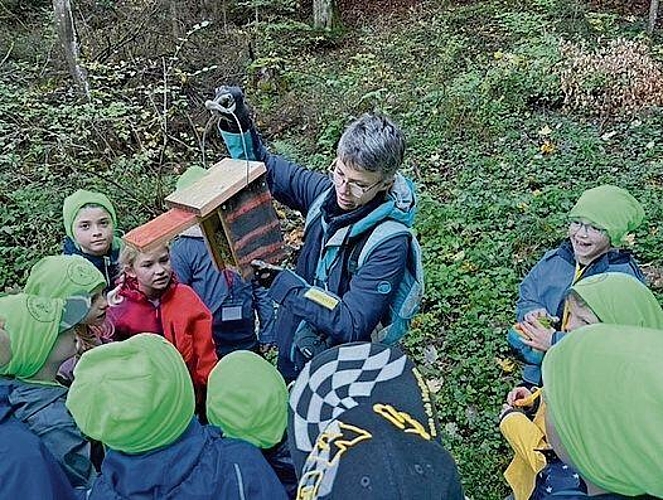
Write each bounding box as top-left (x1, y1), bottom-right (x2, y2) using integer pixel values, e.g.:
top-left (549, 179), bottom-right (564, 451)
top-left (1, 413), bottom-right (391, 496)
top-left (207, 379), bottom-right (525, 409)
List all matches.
top-left (500, 272), bottom-right (663, 500)
top-left (507, 185), bottom-right (646, 388)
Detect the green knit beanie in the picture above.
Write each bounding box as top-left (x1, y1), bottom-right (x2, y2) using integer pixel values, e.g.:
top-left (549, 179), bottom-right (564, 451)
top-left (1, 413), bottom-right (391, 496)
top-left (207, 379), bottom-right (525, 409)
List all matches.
top-left (62, 189), bottom-right (118, 243)
top-left (0, 294), bottom-right (88, 379)
top-left (568, 185), bottom-right (644, 245)
top-left (66, 334), bottom-right (195, 454)
top-left (25, 255), bottom-right (106, 298)
top-left (543, 324), bottom-right (663, 496)
top-left (571, 273), bottom-right (663, 330)
top-left (207, 350), bottom-right (287, 448)
top-left (176, 166), bottom-right (208, 191)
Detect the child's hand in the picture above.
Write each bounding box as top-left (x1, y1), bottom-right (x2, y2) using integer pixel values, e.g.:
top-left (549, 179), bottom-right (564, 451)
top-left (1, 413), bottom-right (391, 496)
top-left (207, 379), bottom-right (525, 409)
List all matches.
top-left (507, 386), bottom-right (533, 406)
top-left (106, 284), bottom-right (123, 306)
top-left (519, 318), bottom-right (555, 351)
top-left (524, 308), bottom-right (549, 323)
top-left (498, 403), bottom-right (517, 422)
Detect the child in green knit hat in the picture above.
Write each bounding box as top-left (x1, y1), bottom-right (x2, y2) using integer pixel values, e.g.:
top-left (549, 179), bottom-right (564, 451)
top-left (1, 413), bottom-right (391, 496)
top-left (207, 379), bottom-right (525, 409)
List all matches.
top-left (206, 350), bottom-right (296, 497)
top-left (501, 272), bottom-right (663, 500)
top-left (543, 324), bottom-right (663, 497)
top-left (66, 335), bottom-right (286, 499)
top-left (0, 293), bottom-right (96, 491)
top-left (508, 185), bottom-right (645, 387)
top-left (25, 254), bottom-right (115, 384)
top-left (62, 189), bottom-right (123, 289)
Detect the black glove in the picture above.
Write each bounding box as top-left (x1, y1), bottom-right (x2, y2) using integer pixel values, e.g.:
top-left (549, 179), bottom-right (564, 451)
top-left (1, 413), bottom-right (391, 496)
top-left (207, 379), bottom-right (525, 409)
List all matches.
top-left (293, 322), bottom-right (333, 360)
top-left (206, 85), bottom-right (252, 134)
top-left (251, 259), bottom-right (283, 288)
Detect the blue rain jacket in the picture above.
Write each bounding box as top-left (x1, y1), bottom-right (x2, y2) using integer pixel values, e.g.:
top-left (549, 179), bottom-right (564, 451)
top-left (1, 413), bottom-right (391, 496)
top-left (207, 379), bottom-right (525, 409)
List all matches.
top-left (0, 384), bottom-right (81, 500)
top-left (89, 419), bottom-right (287, 500)
top-left (0, 377), bottom-right (95, 490)
top-left (171, 230), bottom-right (276, 354)
top-left (510, 239), bottom-right (644, 385)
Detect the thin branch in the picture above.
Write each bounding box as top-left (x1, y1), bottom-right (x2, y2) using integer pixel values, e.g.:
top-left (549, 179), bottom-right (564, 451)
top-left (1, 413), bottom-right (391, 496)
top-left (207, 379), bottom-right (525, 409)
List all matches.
top-left (92, 0), bottom-right (159, 63)
top-left (0, 42), bottom-right (13, 67)
top-left (38, 40), bottom-right (56, 79)
top-left (0, 0), bottom-right (28, 29)
top-left (184, 111), bottom-right (202, 151)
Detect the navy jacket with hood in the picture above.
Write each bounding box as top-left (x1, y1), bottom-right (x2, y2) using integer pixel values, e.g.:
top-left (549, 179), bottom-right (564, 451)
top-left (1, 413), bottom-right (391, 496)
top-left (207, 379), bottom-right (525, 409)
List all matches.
top-left (531, 457), bottom-right (652, 499)
top-left (0, 377), bottom-right (96, 490)
top-left (63, 236), bottom-right (121, 292)
top-left (170, 229), bottom-right (276, 356)
top-left (89, 419), bottom-right (287, 500)
top-left (0, 385), bottom-right (81, 500)
top-left (221, 128), bottom-right (415, 381)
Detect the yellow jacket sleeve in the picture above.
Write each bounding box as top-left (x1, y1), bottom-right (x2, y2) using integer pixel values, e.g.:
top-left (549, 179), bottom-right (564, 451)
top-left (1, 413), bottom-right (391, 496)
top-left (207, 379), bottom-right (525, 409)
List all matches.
top-left (500, 409), bottom-right (548, 500)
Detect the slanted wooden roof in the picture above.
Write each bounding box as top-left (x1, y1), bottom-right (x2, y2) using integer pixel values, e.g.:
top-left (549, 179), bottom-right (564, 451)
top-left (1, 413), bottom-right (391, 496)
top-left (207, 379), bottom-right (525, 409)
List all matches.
top-left (165, 158), bottom-right (266, 217)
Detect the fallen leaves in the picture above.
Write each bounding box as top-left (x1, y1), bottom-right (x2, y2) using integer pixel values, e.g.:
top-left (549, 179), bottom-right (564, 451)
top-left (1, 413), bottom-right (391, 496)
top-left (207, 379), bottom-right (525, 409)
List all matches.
top-left (540, 140), bottom-right (555, 155)
top-left (495, 356), bottom-right (516, 373)
top-left (423, 345), bottom-right (438, 365)
top-left (426, 378), bottom-right (443, 394)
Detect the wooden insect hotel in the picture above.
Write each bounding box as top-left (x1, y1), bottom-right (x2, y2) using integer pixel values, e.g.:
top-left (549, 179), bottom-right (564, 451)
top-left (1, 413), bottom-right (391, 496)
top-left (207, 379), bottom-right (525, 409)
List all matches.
top-left (123, 158), bottom-right (286, 279)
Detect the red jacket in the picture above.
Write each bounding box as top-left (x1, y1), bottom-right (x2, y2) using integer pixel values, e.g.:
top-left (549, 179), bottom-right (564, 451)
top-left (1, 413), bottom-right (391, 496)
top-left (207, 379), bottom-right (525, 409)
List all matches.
top-left (108, 277), bottom-right (218, 392)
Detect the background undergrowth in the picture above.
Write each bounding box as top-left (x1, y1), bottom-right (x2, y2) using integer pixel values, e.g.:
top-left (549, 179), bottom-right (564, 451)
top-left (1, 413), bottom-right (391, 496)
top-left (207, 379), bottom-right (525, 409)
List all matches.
top-left (2, 0), bottom-right (663, 496)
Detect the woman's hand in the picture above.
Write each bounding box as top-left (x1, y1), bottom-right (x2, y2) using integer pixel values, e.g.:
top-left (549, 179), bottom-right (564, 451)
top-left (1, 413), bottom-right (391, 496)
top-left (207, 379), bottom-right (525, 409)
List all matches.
top-left (519, 318), bottom-right (555, 351)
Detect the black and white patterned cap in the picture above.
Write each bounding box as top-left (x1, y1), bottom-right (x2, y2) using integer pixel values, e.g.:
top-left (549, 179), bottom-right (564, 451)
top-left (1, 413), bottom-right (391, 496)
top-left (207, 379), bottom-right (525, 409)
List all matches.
top-left (294, 403), bottom-right (464, 500)
top-left (287, 342), bottom-right (441, 476)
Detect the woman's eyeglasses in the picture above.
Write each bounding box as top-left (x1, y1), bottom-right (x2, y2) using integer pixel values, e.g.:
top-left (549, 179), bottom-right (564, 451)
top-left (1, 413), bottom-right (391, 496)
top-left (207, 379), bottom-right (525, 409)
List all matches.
top-left (328, 160), bottom-right (384, 198)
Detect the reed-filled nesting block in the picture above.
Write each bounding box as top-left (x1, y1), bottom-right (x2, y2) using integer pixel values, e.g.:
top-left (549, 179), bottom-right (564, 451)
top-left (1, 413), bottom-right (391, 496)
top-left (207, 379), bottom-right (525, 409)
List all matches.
top-left (124, 158), bottom-right (285, 279)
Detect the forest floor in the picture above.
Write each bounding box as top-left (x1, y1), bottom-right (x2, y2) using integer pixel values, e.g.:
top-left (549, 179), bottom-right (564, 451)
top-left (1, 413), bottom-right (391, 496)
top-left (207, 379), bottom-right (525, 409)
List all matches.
top-left (2, 0), bottom-right (663, 497)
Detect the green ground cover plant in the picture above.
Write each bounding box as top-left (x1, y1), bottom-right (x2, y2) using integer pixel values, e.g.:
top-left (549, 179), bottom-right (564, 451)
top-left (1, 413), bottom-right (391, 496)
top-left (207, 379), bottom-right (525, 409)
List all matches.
top-left (1, 0), bottom-right (663, 496)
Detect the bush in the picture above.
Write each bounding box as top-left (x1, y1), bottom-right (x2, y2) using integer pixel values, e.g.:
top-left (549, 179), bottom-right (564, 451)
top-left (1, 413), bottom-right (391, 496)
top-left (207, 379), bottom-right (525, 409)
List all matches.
top-left (560, 38), bottom-right (663, 117)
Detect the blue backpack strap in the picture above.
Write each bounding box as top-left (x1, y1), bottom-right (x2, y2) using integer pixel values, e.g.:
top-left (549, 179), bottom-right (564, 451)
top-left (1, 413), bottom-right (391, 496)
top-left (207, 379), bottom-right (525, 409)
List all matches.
top-left (304, 189), bottom-right (331, 232)
top-left (351, 220), bottom-right (425, 345)
top-left (356, 220), bottom-right (411, 267)
top-left (358, 220), bottom-right (426, 321)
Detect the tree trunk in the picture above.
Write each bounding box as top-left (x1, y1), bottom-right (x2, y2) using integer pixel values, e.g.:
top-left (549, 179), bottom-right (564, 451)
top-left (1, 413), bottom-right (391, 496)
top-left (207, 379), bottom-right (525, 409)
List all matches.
top-left (53, 0), bottom-right (90, 98)
top-left (649, 0), bottom-right (660, 35)
top-left (313, 0), bottom-right (339, 30)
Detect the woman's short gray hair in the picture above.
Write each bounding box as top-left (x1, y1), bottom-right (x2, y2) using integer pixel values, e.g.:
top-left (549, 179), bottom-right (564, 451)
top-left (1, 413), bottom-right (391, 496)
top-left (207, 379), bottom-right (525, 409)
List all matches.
top-left (337, 112), bottom-right (406, 178)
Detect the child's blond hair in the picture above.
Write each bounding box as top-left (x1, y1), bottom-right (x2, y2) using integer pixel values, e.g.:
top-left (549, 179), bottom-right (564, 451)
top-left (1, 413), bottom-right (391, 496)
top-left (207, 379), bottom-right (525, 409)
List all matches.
top-left (119, 243), bottom-right (170, 271)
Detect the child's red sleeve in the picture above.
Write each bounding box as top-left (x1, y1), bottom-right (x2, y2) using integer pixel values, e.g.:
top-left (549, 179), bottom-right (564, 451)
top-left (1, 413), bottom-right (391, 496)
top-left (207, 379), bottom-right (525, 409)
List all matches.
top-left (180, 286), bottom-right (218, 389)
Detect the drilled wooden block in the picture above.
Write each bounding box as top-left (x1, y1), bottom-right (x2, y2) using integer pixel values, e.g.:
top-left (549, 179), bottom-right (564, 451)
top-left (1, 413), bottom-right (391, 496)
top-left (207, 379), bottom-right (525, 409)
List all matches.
top-left (217, 175), bottom-right (287, 279)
